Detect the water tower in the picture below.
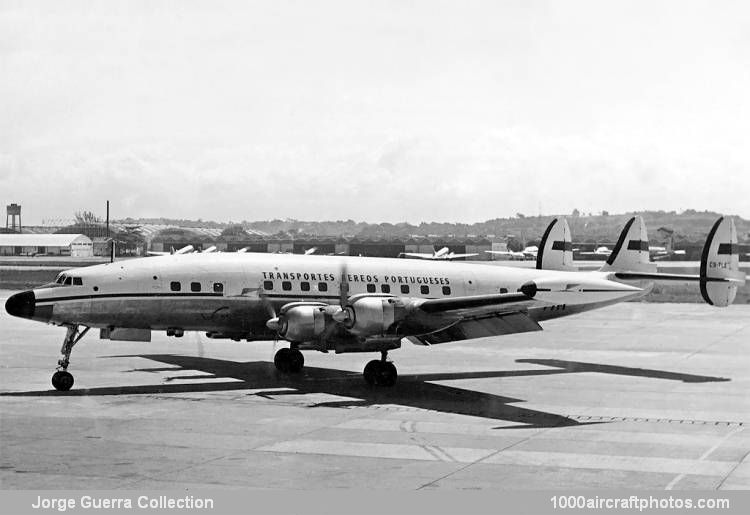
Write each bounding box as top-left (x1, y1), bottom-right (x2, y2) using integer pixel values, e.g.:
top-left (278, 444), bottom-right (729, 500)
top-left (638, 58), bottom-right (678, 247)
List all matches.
top-left (6, 203), bottom-right (21, 232)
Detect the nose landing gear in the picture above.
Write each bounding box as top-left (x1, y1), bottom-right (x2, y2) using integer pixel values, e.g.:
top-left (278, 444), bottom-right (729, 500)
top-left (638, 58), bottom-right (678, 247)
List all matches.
top-left (51, 325), bottom-right (89, 391)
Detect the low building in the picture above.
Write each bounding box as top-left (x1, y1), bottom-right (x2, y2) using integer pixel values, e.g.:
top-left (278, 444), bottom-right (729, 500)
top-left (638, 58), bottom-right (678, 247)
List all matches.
top-left (0, 234), bottom-right (94, 257)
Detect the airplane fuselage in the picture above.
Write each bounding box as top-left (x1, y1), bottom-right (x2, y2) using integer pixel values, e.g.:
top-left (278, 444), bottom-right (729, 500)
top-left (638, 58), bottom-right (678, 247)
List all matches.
top-left (21, 252), bottom-right (643, 341)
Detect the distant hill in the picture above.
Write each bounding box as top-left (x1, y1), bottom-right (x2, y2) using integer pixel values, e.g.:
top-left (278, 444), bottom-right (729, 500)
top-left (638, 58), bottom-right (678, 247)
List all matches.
top-left (115, 210), bottom-right (749, 244)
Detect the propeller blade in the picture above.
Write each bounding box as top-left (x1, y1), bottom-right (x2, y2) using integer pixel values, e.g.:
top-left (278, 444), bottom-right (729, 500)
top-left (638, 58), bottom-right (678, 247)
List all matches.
top-left (258, 285), bottom-right (276, 319)
top-left (339, 260), bottom-right (349, 308)
top-left (332, 310), bottom-right (349, 323)
top-left (266, 317), bottom-right (281, 331)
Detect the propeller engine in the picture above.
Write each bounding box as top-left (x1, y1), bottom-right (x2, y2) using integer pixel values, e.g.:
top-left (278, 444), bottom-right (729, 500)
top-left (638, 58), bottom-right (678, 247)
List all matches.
top-left (264, 261), bottom-right (409, 344)
top-left (266, 302), bottom-right (335, 342)
top-left (331, 295), bottom-right (398, 336)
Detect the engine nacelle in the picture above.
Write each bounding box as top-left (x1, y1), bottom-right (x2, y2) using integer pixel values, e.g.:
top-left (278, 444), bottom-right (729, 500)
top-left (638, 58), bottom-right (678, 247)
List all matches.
top-left (343, 296), bottom-right (398, 336)
top-left (275, 303), bottom-right (328, 342)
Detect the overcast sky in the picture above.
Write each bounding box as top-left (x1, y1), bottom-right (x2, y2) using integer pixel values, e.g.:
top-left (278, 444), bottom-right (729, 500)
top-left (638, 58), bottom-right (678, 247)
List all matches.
top-left (2, 0), bottom-right (749, 225)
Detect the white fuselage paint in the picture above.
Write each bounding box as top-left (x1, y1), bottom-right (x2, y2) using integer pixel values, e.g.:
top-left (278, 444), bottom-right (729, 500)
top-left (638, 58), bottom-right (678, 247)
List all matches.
top-left (30, 253), bottom-right (644, 339)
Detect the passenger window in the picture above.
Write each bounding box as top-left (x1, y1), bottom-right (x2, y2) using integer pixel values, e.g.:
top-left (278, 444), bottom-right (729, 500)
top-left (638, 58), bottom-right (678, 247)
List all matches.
top-left (400, 285), bottom-right (409, 294)
top-left (318, 282), bottom-right (328, 292)
top-left (301, 281), bottom-right (310, 291)
top-left (282, 281), bottom-right (292, 291)
top-left (73, 277), bottom-right (83, 286)
top-left (263, 280), bottom-right (273, 290)
top-left (191, 282), bottom-right (201, 292)
top-left (170, 281), bottom-right (181, 292)
top-left (366, 284), bottom-right (376, 293)
top-left (420, 285), bottom-right (429, 295)
top-left (442, 286), bottom-right (451, 295)
top-left (381, 284), bottom-right (390, 294)
top-left (213, 283), bottom-right (224, 293)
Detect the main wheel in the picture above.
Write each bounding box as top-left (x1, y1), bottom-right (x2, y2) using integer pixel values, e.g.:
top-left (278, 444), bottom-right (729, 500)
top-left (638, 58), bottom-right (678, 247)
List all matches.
top-left (363, 360), bottom-right (381, 385)
top-left (274, 348), bottom-right (292, 373)
top-left (376, 361), bottom-right (397, 387)
top-left (288, 349), bottom-right (304, 373)
top-left (52, 370), bottom-right (74, 391)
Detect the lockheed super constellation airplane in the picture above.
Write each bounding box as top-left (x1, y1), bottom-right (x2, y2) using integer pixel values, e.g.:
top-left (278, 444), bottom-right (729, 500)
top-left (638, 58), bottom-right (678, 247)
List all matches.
top-left (5, 216), bottom-right (744, 391)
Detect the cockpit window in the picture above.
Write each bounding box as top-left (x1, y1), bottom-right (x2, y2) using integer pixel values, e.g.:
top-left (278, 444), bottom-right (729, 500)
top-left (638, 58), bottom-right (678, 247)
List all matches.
top-left (64, 276), bottom-right (73, 285)
top-left (73, 277), bottom-right (83, 286)
top-left (56, 274), bottom-right (67, 284)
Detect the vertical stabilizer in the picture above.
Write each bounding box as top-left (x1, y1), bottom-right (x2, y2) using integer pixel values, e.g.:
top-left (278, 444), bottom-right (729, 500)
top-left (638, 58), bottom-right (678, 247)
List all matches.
top-left (599, 216), bottom-right (656, 273)
top-left (700, 217), bottom-right (744, 306)
top-left (536, 218), bottom-right (576, 271)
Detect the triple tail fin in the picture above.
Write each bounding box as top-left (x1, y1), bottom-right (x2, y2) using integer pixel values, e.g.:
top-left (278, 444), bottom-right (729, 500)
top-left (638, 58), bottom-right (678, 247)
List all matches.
top-left (609, 216), bottom-right (745, 307)
top-left (536, 218), bottom-right (576, 271)
top-left (599, 216), bottom-right (656, 274)
top-left (700, 217), bottom-right (744, 306)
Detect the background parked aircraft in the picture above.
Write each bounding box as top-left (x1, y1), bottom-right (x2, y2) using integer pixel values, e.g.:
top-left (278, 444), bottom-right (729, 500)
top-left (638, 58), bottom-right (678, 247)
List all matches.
top-left (576, 246), bottom-right (613, 258)
top-left (485, 245), bottom-right (538, 260)
top-left (399, 247), bottom-right (478, 260)
top-left (649, 246), bottom-right (687, 260)
top-left (146, 245), bottom-right (194, 256)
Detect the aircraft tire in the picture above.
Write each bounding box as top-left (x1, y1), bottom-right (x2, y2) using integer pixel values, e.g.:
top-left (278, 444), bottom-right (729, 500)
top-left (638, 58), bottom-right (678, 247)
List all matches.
top-left (377, 362), bottom-right (397, 387)
top-left (363, 360), bottom-right (381, 385)
top-left (52, 370), bottom-right (74, 391)
top-left (288, 349), bottom-right (304, 373)
top-left (274, 348), bottom-right (292, 373)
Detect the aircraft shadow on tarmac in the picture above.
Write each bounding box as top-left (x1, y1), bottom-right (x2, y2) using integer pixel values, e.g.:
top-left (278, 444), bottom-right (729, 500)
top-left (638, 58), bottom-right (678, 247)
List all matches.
top-left (0, 354), bottom-right (730, 429)
top-left (516, 359), bottom-right (731, 383)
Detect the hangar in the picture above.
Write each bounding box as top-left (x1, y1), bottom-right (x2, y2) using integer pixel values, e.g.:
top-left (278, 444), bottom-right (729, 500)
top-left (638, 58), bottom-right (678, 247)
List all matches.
top-left (0, 233), bottom-right (94, 257)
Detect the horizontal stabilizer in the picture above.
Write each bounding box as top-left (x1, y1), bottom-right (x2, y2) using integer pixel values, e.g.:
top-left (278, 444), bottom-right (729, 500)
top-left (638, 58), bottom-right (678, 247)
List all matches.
top-left (614, 271), bottom-right (744, 284)
top-left (536, 218), bottom-right (576, 271)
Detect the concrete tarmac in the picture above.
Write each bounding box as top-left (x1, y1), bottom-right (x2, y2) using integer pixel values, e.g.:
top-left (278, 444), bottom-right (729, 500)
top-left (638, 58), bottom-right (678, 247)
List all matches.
top-left (1, 290), bottom-right (748, 490)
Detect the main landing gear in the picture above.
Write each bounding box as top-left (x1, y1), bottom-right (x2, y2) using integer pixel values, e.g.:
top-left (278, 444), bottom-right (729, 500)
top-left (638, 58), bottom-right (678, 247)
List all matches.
top-left (274, 346), bottom-right (305, 374)
top-left (51, 325), bottom-right (89, 391)
top-left (363, 351), bottom-right (397, 387)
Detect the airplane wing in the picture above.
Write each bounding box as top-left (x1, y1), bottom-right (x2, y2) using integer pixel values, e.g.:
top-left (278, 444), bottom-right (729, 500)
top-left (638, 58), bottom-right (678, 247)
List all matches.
top-left (407, 291), bottom-right (540, 344)
top-left (411, 312), bottom-right (542, 345)
top-left (445, 253), bottom-right (478, 259)
top-left (416, 291), bottom-right (532, 315)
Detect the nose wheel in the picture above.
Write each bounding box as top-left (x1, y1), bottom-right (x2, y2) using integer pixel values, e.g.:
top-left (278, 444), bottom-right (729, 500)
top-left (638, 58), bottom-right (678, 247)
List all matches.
top-left (363, 351), bottom-right (397, 387)
top-left (51, 325), bottom-right (89, 391)
top-left (274, 347), bottom-right (304, 373)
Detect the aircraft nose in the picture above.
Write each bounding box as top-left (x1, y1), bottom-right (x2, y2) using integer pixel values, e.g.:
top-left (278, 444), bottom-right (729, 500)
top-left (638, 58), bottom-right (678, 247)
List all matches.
top-left (5, 290), bottom-right (35, 319)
